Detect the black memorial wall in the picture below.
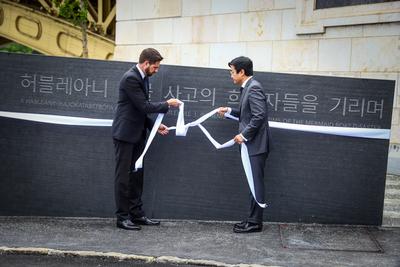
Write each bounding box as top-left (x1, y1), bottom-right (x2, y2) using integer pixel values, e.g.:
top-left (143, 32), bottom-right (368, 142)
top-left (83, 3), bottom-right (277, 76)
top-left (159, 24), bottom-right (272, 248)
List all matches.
top-left (0, 53), bottom-right (395, 225)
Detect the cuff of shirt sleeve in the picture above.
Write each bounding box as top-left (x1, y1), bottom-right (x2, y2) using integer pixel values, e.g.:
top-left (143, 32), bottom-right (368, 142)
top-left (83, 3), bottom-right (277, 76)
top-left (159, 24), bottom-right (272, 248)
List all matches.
top-left (239, 133), bottom-right (248, 142)
top-left (227, 107), bottom-right (232, 114)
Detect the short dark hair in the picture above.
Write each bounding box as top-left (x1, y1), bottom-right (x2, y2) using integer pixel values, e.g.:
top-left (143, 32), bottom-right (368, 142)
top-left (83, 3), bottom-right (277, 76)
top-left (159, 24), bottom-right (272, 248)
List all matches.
top-left (228, 56), bottom-right (253, 76)
top-left (139, 48), bottom-right (163, 64)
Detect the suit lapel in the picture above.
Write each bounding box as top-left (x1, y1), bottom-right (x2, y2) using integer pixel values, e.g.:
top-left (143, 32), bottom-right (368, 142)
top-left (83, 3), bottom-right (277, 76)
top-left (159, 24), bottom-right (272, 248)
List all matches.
top-left (239, 78), bottom-right (252, 113)
top-left (132, 66), bottom-right (148, 96)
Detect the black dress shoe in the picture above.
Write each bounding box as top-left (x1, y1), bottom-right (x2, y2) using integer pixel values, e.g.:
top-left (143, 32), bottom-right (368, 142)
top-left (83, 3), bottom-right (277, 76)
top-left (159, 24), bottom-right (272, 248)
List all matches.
top-left (234, 221), bottom-right (247, 229)
top-left (132, 216), bottom-right (160, 226)
top-left (116, 219), bottom-right (141, 230)
top-left (233, 222), bottom-right (262, 233)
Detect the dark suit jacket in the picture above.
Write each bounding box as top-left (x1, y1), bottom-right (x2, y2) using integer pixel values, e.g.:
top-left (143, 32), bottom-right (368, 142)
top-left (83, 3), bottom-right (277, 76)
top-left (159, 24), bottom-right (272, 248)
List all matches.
top-left (230, 77), bottom-right (271, 156)
top-left (112, 66), bottom-right (169, 144)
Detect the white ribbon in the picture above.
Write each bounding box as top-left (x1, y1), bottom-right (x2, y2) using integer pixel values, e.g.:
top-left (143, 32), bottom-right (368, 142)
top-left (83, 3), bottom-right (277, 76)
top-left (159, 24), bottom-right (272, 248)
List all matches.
top-left (175, 103), bottom-right (188, 136)
top-left (269, 121), bottom-right (390, 139)
top-left (0, 109), bottom-right (391, 208)
top-left (133, 102), bottom-right (267, 207)
top-left (241, 143), bottom-right (267, 208)
top-left (134, 113), bottom-right (164, 170)
top-left (0, 111), bottom-right (113, 126)
top-left (0, 111), bottom-right (390, 139)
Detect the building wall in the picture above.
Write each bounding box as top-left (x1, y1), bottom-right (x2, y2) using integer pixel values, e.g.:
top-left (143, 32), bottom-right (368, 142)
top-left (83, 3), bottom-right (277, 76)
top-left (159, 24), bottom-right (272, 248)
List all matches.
top-left (114, 0), bottom-right (400, 172)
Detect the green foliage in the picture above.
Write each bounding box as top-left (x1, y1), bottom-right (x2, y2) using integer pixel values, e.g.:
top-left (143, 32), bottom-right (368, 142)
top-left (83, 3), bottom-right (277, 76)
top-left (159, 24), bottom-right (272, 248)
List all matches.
top-left (52, 0), bottom-right (88, 26)
top-left (0, 43), bottom-right (34, 54)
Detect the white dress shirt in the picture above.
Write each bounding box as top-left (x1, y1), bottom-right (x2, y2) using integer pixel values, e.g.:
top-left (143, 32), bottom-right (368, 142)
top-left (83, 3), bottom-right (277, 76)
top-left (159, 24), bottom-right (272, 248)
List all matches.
top-left (136, 64), bottom-right (146, 79)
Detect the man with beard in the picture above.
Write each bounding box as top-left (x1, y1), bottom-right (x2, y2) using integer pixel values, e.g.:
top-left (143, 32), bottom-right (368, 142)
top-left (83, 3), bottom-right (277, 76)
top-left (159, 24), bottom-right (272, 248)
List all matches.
top-left (112, 48), bottom-right (180, 230)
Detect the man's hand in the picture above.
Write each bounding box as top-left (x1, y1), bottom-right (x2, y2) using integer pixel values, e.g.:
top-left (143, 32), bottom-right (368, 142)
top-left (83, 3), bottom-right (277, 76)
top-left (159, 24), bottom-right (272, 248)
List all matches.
top-left (234, 134), bottom-right (245, 144)
top-left (167, 98), bottom-right (181, 108)
top-left (158, 124), bottom-right (169, 135)
top-left (217, 107), bottom-right (228, 118)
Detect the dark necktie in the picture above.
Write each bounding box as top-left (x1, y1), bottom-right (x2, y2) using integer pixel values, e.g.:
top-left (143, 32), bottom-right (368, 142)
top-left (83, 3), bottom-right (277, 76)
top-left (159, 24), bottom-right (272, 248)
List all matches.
top-left (143, 76), bottom-right (149, 95)
top-left (240, 86), bottom-right (244, 95)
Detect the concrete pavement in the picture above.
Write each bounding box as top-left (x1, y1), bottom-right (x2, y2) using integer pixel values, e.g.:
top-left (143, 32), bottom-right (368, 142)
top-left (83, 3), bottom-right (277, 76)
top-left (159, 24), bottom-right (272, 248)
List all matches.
top-left (0, 217), bottom-right (399, 267)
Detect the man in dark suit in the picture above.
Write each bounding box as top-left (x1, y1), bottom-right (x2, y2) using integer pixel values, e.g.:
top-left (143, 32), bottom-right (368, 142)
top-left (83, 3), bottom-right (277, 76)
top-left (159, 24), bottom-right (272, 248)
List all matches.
top-left (218, 56), bottom-right (270, 233)
top-left (112, 48), bottom-right (180, 230)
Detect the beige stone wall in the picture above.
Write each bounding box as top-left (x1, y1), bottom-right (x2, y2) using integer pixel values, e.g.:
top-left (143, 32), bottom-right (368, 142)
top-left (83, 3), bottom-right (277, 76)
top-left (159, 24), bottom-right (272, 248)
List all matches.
top-left (114, 0), bottom-right (400, 145)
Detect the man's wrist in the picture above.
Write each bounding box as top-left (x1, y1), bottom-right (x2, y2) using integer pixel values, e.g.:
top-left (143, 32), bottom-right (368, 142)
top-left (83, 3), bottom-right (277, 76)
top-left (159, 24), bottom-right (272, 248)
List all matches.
top-left (239, 133), bottom-right (247, 142)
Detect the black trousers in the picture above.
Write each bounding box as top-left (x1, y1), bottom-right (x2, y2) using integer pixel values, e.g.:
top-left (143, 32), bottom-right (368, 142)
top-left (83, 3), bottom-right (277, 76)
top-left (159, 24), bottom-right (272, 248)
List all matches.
top-left (247, 152), bottom-right (268, 224)
top-left (113, 138), bottom-right (146, 221)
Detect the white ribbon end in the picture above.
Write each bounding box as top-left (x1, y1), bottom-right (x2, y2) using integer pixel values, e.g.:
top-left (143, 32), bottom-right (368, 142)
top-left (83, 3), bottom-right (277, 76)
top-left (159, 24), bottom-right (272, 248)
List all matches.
top-left (134, 162), bottom-right (142, 171)
top-left (258, 203), bottom-right (268, 208)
